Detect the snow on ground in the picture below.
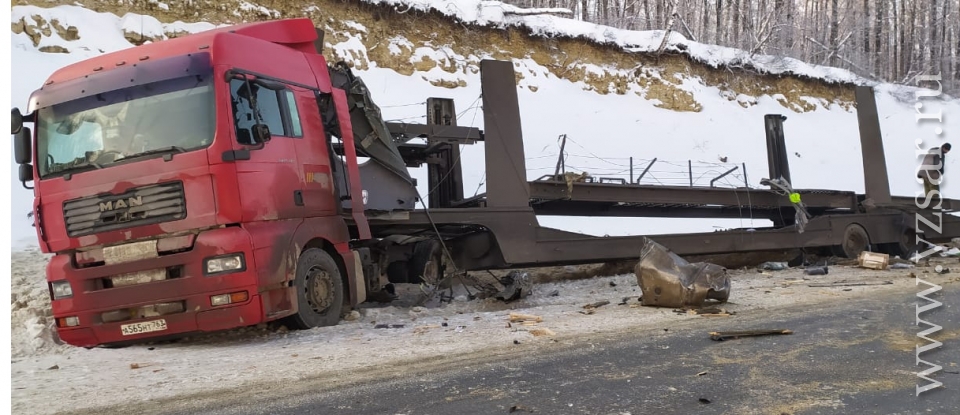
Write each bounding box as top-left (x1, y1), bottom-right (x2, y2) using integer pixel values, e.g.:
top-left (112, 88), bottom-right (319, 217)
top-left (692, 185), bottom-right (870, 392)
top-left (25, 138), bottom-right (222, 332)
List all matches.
top-left (7, 3), bottom-right (960, 412)
top-left (11, 246), bottom-right (958, 415)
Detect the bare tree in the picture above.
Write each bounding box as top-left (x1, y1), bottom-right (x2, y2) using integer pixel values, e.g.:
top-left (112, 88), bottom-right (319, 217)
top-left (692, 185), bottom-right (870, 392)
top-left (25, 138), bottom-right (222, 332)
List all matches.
top-left (500, 0), bottom-right (959, 94)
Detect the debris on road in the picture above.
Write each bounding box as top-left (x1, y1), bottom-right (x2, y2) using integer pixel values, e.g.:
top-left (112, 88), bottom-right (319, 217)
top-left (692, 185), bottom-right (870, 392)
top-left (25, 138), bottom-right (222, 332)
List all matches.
top-left (804, 265), bottom-right (828, 275)
top-left (529, 327), bottom-right (556, 337)
top-left (759, 261), bottom-right (789, 271)
top-left (413, 324), bottom-right (442, 334)
top-left (508, 312), bottom-right (543, 324)
top-left (889, 263), bottom-right (915, 269)
top-left (858, 251), bottom-right (889, 270)
top-left (696, 371), bottom-right (708, 376)
top-left (709, 329), bottom-right (793, 341)
top-left (636, 238), bottom-right (730, 308)
top-left (807, 281), bottom-right (893, 287)
top-left (674, 305), bottom-right (735, 317)
top-left (509, 404), bottom-right (534, 413)
top-left (494, 271), bottom-right (533, 302)
top-left (344, 310), bottom-right (361, 321)
top-left (583, 300), bottom-right (610, 309)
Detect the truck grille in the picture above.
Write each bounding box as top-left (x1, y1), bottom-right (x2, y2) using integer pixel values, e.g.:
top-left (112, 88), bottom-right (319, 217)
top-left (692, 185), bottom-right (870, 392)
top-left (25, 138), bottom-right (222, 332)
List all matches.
top-left (63, 182), bottom-right (186, 237)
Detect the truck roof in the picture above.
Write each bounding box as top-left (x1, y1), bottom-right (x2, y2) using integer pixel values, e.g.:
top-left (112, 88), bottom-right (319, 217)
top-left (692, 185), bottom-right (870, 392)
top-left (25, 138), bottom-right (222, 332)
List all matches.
top-left (42, 18), bottom-right (321, 86)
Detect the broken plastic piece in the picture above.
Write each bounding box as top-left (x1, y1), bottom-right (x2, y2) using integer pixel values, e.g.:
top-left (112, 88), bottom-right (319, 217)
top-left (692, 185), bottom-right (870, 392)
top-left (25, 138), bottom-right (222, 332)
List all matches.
top-left (635, 237), bottom-right (731, 308)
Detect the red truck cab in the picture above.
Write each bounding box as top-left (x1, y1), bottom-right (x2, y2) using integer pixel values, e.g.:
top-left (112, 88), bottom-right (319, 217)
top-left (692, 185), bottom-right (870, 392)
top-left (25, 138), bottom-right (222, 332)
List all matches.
top-left (11, 18), bottom-right (391, 347)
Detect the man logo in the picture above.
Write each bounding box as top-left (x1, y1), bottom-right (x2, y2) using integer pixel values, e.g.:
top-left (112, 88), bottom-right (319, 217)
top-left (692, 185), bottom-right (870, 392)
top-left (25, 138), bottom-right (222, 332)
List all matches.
top-left (99, 196), bottom-right (144, 212)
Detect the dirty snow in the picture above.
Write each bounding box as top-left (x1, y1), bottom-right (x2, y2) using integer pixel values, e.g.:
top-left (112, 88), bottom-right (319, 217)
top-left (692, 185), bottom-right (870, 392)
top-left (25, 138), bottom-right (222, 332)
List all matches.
top-left (11, 246), bottom-right (960, 415)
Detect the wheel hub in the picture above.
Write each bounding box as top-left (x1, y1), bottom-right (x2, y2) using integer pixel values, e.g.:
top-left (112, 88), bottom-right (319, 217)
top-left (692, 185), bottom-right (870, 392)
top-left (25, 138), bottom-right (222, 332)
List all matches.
top-left (305, 265), bottom-right (334, 313)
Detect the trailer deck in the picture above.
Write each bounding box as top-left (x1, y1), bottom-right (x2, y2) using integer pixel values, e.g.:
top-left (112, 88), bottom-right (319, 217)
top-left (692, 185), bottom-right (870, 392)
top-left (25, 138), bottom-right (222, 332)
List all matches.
top-left (361, 59), bottom-right (959, 272)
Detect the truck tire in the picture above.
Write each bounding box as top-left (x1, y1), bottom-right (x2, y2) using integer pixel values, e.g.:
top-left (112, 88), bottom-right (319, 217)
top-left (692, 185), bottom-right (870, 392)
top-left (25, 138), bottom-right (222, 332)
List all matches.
top-left (408, 240), bottom-right (442, 284)
top-left (386, 260), bottom-right (409, 284)
top-left (839, 224), bottom-right (870, 259)
top-left (286, 248), bottom-right (344, 329)
top-left (880, 228), bottom-right (917, 259)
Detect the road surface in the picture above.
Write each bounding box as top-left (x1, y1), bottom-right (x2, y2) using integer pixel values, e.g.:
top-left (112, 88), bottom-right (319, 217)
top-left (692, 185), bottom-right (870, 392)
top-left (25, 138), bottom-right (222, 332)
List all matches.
top-left (87, 280), bottom-right (959, 415)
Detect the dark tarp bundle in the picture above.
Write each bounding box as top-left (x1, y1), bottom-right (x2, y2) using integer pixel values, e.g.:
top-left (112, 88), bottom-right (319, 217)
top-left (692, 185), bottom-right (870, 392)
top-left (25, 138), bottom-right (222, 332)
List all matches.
top-left (635, 237), bottom-right (731, 308)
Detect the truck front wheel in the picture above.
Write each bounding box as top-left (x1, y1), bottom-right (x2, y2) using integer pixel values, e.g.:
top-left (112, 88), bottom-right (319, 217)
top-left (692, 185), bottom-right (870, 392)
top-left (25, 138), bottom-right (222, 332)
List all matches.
top-left (286, 248), bottom-right (344, 329)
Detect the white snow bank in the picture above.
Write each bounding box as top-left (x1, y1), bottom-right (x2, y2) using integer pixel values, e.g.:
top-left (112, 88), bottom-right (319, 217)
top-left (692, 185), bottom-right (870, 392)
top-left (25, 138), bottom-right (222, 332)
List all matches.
top-left (364, 0), bottom-right (868, 85)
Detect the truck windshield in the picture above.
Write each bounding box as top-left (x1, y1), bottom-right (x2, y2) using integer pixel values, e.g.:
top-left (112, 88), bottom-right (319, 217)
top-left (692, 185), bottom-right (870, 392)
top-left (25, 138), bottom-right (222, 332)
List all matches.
top-left (36, 71), bottom-right (215, 179)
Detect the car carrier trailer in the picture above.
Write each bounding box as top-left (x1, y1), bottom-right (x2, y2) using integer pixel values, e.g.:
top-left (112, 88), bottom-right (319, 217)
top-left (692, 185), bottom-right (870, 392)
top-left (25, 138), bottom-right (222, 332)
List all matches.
top-left (10, 18), bottom-right (958, 348)
top-left (367, 59), bottom-right (960, 280)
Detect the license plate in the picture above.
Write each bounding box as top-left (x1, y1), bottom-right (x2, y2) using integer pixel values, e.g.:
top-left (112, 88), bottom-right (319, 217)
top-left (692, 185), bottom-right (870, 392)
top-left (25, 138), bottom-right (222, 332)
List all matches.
top-left (120, 319), bottom-right (168, 336)
top-left (104, 240), bottom-right (158, 265)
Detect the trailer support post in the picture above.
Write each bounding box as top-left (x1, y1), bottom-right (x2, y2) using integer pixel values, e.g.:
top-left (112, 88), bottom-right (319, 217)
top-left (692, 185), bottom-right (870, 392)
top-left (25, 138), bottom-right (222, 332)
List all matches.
top-left (854, 86), bottom-right (892, 206)
top-left (480, 60), bottom-right (530, 208)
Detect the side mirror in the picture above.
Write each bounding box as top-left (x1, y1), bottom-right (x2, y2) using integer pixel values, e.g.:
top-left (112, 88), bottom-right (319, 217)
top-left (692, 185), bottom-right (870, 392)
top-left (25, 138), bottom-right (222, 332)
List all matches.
top-left (252, 123), bottom-right (272, 144)
top-left (14, 126), bottom-right (32, 164)
top-left (19, 164), bottom-right (34, 189)
top-left (12, 108), bottom-right (23, 134)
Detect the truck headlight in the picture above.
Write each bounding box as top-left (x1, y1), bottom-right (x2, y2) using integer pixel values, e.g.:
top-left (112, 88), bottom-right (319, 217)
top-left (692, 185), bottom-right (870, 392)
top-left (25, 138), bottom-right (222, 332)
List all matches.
top-left (50, 281), bottom-right (73, 300)
top-left (204, 253), bottom-right (245, 275)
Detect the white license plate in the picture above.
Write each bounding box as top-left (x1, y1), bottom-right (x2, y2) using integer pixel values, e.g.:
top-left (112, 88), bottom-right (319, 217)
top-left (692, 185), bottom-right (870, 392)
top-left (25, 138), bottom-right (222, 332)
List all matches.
top-left (103, 240), bottom-right (158, 265)
top-left (120, 319), bottom-right (168, 336)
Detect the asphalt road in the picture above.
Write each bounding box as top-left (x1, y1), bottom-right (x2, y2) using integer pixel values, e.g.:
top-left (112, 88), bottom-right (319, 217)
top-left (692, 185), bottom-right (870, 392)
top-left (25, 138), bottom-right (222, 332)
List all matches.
top-left (107, 283), bottom-right (959, 415)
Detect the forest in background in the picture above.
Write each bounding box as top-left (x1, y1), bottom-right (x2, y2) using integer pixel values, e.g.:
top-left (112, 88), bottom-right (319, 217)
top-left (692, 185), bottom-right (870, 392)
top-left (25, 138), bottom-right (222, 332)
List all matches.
top-left (505, 0), bottom-right (959, 94)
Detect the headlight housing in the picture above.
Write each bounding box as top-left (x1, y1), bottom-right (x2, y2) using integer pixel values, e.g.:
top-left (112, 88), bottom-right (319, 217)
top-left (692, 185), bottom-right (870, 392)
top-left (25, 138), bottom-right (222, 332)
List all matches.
top-left (50, 281), bottom-right (73, 300)
top-left (204, 253), bottom-right (245, 276)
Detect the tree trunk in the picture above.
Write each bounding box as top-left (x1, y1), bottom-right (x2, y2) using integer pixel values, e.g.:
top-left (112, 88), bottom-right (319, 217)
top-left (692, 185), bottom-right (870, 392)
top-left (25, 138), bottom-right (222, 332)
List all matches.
top-left (715, 0), bottom-right (723, 44)
top-left (875, 0), bottom-right (884, 79)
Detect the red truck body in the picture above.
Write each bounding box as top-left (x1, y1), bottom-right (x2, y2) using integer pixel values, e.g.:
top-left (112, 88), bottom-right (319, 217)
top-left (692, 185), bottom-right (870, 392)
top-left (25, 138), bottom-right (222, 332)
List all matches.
top-left (20, 18), bottom-right (377, 347)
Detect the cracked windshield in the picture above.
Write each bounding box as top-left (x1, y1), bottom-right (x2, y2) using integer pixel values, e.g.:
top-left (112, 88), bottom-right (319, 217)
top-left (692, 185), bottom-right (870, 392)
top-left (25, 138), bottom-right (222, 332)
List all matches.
top-left (36, 70), bottom-right (215, 178)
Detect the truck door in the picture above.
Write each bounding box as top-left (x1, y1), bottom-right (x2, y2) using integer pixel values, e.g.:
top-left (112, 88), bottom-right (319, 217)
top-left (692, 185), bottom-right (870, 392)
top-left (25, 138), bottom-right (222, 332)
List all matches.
top-left (229, 78), bottom-right (305, 222)
top-left (287, 87), bottom-right (339, 217)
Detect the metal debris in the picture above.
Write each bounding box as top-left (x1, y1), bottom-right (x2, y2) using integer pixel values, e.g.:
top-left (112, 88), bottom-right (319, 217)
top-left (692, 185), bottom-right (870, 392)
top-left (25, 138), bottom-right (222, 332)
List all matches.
top-left (709, 329), bottom-right (793, 341)
top-left (636, 238), bottom-right (731, 308)
top-left (583, 300), bottom-right (610, 309)
top-left (759, 261), bottom-right (789, 271)
top-left (495, 271), bottom-right (533, 302)
top-left (804, 265), bottom-right (828, 275)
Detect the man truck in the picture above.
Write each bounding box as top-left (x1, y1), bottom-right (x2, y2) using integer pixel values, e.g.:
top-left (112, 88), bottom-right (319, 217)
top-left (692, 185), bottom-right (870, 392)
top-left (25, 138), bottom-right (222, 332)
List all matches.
top-left (12, 18), bottom-right (957, 347)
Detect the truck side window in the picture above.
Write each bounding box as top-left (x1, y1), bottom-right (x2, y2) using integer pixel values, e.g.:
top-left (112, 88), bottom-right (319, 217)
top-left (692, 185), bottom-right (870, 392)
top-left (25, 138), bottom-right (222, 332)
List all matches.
top-left (230, 79), bottom-right (286, 143)
top-left (283, 90), bottom-right (303, 137)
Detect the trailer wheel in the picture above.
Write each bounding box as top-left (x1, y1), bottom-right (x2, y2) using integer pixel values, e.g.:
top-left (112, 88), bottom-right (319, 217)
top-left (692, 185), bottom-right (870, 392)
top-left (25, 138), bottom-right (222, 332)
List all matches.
top-left (408, 240), bottom-right (443, 284)
top-left (839, 224), bottom-right (870, 259)
top-left (880, 228), bottom-right (917, 258)
top-left (386, 260), bottom-right (409, 284)
top-left (287, 248), bottom-right (344, 329)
